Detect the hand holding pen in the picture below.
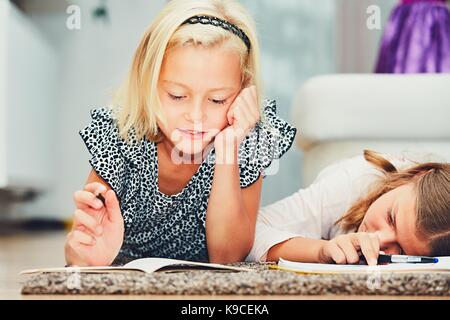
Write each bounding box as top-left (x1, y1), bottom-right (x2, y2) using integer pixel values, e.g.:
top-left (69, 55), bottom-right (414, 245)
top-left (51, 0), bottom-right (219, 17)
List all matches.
top-left (318, 232), bottom-right (381, 266)
top-left (65, 182), bottom-right (124, 267)
top-left (318, 232), bottom-right (438, 266)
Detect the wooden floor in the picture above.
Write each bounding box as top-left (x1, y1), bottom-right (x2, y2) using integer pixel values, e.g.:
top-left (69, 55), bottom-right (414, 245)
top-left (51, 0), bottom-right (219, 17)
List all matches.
top-left (0, 231), bottom-right (66, 299)
top-left (1, 231), bottom-right (449, 300)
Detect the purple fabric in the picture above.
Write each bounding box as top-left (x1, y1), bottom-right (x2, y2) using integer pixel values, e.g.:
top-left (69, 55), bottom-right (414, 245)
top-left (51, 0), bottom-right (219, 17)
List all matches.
top-left (402, 0), bottom-right (446, 4)
top-left (375, 1), bottom-right (450, 73)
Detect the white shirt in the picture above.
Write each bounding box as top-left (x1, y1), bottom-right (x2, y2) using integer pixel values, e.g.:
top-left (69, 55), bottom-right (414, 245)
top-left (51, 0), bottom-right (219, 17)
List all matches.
top-left (246, 154), bottom-right (416, 262)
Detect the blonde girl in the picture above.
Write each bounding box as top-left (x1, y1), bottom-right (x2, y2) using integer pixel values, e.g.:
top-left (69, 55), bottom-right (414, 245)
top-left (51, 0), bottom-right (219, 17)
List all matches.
top-left (247, 150), bottom-right (450, 265)
top-left (65, 0), bottom-right (296, 266)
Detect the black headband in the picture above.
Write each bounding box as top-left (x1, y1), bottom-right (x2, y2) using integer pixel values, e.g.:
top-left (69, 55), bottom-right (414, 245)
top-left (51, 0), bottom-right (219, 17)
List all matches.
top-left (181, 15), bottom-right (251, 52)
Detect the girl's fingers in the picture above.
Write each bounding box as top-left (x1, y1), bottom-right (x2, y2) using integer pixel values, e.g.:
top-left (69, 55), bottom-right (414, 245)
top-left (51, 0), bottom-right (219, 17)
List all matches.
top-left (371, 232), bottom-right (381, 254)
top-left (227, 94), bottom-right (248, 125)
top-left (226, 105), bottom-right (235, 125)
top-left (227, 95), bottom-right (243, 125)
top-left (232, 104), bottom-right (251, 130)
top-left (70, 230), bottom-right (96, 246)
top-left (73, 190), bottom-right (104, 210)
top-left (354, 233), bottom-right (379, 266)
top-left (327, 242), bottom-right (347, 264)
top-left (240, 87), bottom-right (259, 120)
top-left (336, 236), bottom-right (360, 264)
top-left (239, 100), bottom-right (257, 126)
top-left (75, 225), bottom-right (97, 239)
top-left (105, 190), bottom-right (123, 224)
top-left (366, 233), bottom-right (381, 265)
top-left (356, 234), bottom-right (375, 265)
top-left (73, 209), bottom-right (103, 236)
top-left (84, 182), bottom-right (107, 195)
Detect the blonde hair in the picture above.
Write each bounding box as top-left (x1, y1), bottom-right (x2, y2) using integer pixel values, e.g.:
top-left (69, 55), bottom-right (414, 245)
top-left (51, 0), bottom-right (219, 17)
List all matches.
top-left (336, 150), bottom-right (450, 256)
top-left (112, 0), bottom-right (263, 142)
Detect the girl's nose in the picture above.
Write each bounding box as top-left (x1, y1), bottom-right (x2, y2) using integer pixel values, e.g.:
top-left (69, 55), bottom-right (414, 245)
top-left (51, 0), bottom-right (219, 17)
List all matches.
top-left (185, 102), bottom-right (205, 123)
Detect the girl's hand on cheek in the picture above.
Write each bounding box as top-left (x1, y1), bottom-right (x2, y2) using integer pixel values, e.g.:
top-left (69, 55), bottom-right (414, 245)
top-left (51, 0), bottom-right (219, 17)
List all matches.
top-left (318, 232), bottom-right (381, 266)
top-left (214, 85), bottom-right (260, 153)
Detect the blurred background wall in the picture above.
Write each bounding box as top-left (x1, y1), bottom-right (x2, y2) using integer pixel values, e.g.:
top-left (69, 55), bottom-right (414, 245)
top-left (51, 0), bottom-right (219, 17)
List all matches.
top-left (0, 0), bottom-right (398, 223)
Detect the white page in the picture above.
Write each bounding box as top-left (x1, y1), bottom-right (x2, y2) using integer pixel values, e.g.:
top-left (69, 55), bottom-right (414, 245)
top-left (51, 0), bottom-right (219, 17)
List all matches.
top-left (20, 258), bottom-right (252, 275)
top-left (124, 258), bottom-right (252, 273)
top-left (278, 256), bottom-right (450, 274)
top-left (19, 266), bottom-right (136, 275)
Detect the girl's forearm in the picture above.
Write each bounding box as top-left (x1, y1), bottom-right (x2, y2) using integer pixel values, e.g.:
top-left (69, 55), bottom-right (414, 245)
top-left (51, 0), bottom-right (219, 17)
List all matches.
top-left (266, 237), bottom-right (328, 263)
top-left (206, 145), bottom-right (253, 263)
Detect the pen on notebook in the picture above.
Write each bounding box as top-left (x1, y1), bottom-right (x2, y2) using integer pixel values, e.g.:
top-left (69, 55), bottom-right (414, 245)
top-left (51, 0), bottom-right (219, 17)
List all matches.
top-left (378, 253), bottom-right (438, 264)
top-left (360, 253), bottom-right (439, 264)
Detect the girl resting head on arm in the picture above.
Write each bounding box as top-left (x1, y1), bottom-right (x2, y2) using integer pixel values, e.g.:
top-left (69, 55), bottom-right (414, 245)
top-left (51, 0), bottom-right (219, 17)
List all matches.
top-left (249, 150), bottom-right (450, 266)
top-left (332, 150), bottom-right (450, 263)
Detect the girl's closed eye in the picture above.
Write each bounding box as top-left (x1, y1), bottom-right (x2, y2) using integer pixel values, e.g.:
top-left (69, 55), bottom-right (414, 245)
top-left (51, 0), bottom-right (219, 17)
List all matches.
top-left (387, 207), bottom-right (405, 254)
top-left (386, 207), bottom-right (405, 252)
top-left (168, 92), bottom-right (227, 105)
top-left (168, 93), bottom-right (185, 100)
top-left (387, 208), bottom-right (395, 227)
top-left (210, 98), bottom-right (227, 105)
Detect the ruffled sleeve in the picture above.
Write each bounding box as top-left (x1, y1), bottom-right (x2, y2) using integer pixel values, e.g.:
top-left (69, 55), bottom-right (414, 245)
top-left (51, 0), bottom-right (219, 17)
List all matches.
top-left (238, 99), bottom-right (297, 188)
top-left (79, 107), bottom-right (128, 201)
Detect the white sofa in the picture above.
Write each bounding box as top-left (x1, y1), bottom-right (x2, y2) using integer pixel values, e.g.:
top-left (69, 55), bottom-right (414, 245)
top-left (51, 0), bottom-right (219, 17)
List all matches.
top-left (291, 74), bottom-right (450, 186)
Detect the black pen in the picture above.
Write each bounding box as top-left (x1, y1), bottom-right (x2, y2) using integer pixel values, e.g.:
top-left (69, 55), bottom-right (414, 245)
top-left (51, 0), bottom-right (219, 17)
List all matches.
top-left (377, 253), bottom-right (438, 264)
top-left (360, 253), bottom-right (438, 264)
top-left (96, 193), bottom-right (106, 205)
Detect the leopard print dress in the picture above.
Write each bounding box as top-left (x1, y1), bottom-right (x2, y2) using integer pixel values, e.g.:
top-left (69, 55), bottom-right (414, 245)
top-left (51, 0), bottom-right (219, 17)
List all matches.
top-left (79, 99), bottom-right (297, 264)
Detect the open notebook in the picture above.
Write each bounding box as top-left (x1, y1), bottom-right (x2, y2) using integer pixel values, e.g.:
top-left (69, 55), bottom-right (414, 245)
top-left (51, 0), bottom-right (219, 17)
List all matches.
top-left (20, 258), bottom-right (252, 275)
top-left (273, 257), bottom-right (450, 274)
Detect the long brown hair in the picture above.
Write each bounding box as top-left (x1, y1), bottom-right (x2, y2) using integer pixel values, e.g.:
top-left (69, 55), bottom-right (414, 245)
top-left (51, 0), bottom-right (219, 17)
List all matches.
top-left (336, 150), bottom-right (450, 256)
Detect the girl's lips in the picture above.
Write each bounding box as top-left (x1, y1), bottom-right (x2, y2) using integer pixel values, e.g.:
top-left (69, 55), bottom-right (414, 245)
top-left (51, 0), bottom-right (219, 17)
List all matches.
top-left (178, 128), bottom-right (207, 140)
